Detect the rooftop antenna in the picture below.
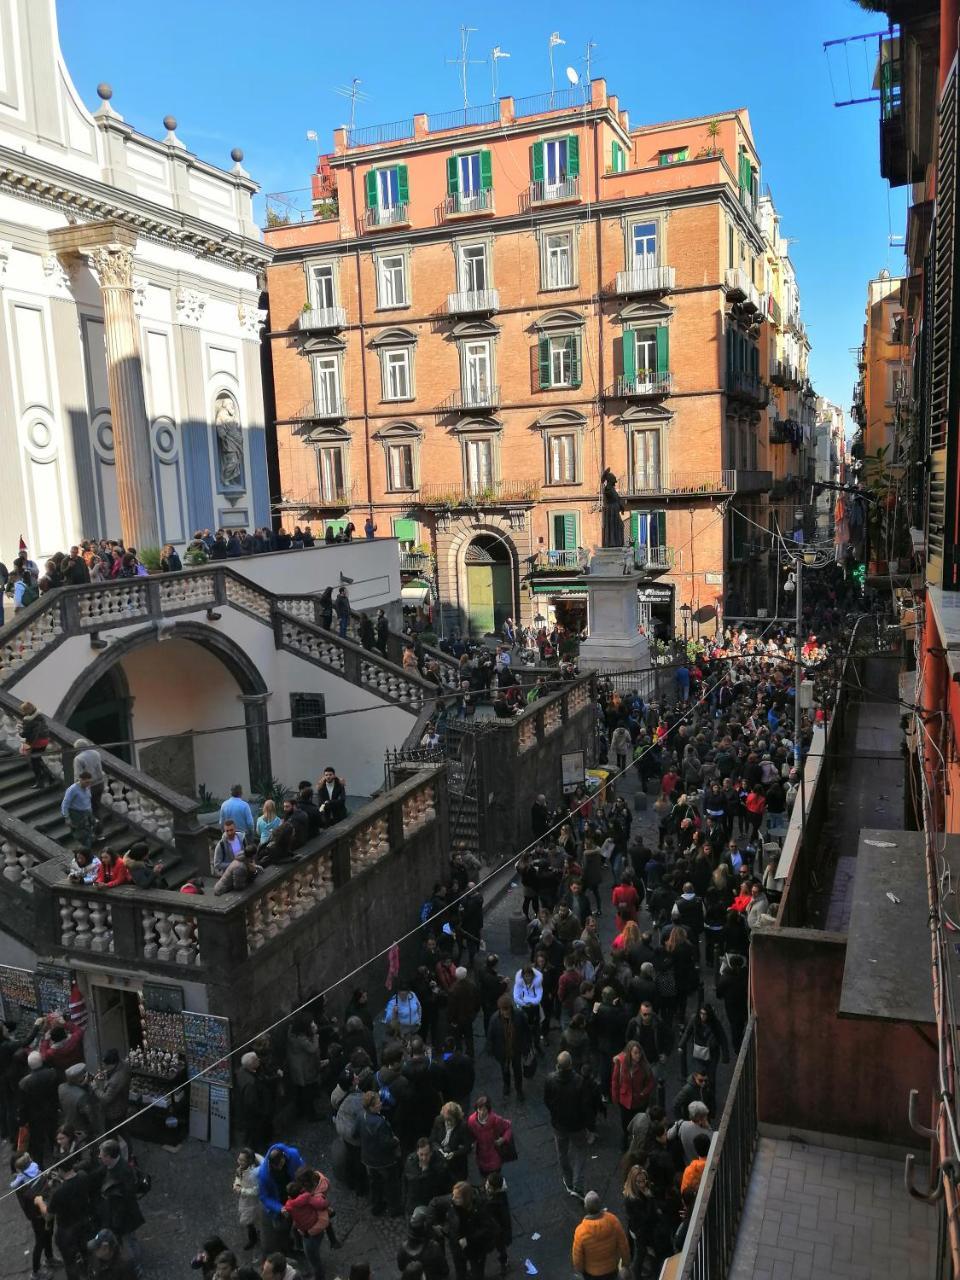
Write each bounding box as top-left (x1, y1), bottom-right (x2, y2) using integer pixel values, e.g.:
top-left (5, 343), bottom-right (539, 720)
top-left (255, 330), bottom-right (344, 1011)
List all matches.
top-left (549, 31), bottom-right (565, 106)
top-left (332, 79), bottom-right (369, 136)
top-left (584, 40), bottom-right (597, 83)
top-left (490, 45), bottom-right (511, 100)
top-left (446, 25), bottom-right (484, 109)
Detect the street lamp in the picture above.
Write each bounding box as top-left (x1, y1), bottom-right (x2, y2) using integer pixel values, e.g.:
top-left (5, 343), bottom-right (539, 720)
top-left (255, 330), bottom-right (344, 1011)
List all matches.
top-left (680, 601), bottom-right (692, 644)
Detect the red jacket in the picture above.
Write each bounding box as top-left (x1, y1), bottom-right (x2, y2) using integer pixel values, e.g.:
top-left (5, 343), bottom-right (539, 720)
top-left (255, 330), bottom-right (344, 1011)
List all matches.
top-left (284, 1177), bottom-right (330, 1235)
top-left (610, 1051), bottom-right (655, 1111)
top-left (40, 1021), bottom-right (85, 1070)
top-left (467, 1109), bottom-right (512, 1174)
top-left (612, 884), bottom-right (639, 922)
top-left (96, 859), bottom-right (132, 888)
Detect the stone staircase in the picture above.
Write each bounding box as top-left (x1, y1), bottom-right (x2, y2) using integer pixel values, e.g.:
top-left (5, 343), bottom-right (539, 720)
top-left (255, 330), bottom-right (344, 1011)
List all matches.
top-left (0, 751), bottom-right (182, 876)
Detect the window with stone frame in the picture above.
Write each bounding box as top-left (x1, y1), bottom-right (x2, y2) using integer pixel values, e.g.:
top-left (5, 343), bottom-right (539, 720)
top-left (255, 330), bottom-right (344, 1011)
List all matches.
top-left (290, 693), bottom-right (327, 739)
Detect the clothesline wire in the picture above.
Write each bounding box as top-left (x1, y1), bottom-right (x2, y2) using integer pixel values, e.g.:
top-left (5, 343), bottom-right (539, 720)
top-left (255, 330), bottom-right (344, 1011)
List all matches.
top-left (0, 614), bottom-right (787, 1203)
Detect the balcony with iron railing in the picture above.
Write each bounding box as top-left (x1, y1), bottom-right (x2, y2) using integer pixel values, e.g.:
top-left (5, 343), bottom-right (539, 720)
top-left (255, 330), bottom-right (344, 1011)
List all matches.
top-left (770, 418), bottom-right (800, 446)
top-left (443, 189), bottom-right (495, 218)
top-left (626, 469), bottom-right (772, 499)
top-left (417, 478), bottom-right (540, 508)
top-left (529, 548), bottom-right (590, 574)
top-left (606, 371), bottom-right (673, 399)
top-left (290, 395), bottom-right (347, 425)
top-left (365, 202), bottom-right (410, 230)
top-left (634, 544), bottom-right (675, 573)
top-left (770, 359), bottom-right (800, 389)
top-left (529, 176), bottom-right (580, 205)
top-left (314, 482), bottom-right (357, 510)
top-left (439, 384), bottom-right (501, 413)
top-left (400, 551), bottom-right (432, 573)
top-left (298, 305), bottom-right (347, 333)
top-left (727, 370), bottom-right (770, 407)
top-left (725, 266), bottom-right (751, 300)
top-left (446, 289), bottom-right (500, 316)
top-left (613, 264), bottom-right (676, 296)
top-left (767, 294), bottom-right (782, 327)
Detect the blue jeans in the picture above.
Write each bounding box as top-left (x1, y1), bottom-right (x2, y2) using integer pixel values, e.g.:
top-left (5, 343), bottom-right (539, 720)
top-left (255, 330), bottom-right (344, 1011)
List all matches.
top-left (338, 615), bottom-right (348, 638)
top-left (301, 1232), bottom-right (326, 1280)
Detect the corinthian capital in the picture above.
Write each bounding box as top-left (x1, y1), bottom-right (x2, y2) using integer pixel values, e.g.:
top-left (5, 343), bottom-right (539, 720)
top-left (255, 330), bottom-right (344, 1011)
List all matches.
top-left (88, 244), bottom-right (135, 289)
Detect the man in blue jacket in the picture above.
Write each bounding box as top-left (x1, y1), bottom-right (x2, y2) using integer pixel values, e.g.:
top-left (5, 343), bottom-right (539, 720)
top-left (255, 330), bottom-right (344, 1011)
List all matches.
top-left (258, 1143), bottom-right (305, 1254)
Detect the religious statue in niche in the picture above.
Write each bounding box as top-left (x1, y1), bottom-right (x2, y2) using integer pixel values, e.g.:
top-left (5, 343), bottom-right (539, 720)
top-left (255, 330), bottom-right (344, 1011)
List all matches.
top-left (214, 391), bottom-right (245, 491)
top-left (600, 468), bottom-right (626, 548)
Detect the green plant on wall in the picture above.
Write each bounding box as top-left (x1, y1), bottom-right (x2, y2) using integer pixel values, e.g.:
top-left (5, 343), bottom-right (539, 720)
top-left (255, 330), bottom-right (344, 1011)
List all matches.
top-left (138, 546), bottom-right (162, 572)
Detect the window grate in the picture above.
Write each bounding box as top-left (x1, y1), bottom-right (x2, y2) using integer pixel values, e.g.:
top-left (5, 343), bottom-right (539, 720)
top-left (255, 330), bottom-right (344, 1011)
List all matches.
top-left (290, 693), bottom-right (327, 739)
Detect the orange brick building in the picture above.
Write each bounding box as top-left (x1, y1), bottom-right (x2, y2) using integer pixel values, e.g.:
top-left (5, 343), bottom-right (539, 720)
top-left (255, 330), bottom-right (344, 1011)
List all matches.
top-left (264, 79), bottom-right (793, 639)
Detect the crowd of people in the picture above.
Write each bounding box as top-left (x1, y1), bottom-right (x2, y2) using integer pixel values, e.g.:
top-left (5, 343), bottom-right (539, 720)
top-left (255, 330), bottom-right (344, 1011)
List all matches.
top-left (2, 565), bottom-right (865, 1280)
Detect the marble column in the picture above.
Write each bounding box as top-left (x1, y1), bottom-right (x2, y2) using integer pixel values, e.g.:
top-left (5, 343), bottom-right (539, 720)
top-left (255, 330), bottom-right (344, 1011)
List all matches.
top-left (85, 244), bottom-right (159, 551)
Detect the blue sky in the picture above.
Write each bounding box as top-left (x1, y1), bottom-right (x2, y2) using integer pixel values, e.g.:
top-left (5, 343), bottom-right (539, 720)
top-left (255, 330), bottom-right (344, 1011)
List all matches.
top-left (58, 0), bottom-right (904, 423)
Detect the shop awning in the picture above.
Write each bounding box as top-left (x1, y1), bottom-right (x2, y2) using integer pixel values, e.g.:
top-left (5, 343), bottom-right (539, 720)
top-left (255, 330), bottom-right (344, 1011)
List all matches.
top-left (401, 581), bottom-right (431, 606)
top-left (530, 584), bottom-right (587, 596)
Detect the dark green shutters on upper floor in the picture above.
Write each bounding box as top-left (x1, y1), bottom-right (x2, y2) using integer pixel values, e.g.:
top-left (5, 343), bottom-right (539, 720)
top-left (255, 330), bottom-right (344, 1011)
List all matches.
top-left (365, 170), bottom-right (378, 210)
top-left (531, 136), bottom-right (579, 181)
top-left (479, 149), bottom-right (492, 189)
top-left (447, 156), bottom-right (459, 195)
top-left (552, 512), bottom-right (578, 550)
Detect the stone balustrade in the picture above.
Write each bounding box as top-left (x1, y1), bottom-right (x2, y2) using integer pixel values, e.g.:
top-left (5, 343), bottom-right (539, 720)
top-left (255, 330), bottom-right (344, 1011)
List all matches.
top-left (141, 906), bottom-right (200, 964)
top-left (101, 775), bottom-right (175, 845)
top-left (517, 718), bottom-right (537, 754)
top-left (225, 575), bottom-right (273, 622)
top-left (359, 657), bottom-right (424, 707)
top-left (401, 780), bottom-right (437, 837)
top-left (277, 597), bottom-right (315, 621)
top-left (77, 581), bottom-right (150, 627)
top-left (59, 894), bottom-right (114, 953)
top-left (348, 813), bottom-right (390, 874)
top-left (157, 572), bottom-right (217, 611)
top-left (0, 604), bottom-right (64, 683)
top-left (30, 766), bottom-right (447, 977)
top-left (1, 838), bottom-right (39, 891)
top-left (542, 701), bottom-right (562, 736)
top-left (279, 617), bottom-right (346, 671)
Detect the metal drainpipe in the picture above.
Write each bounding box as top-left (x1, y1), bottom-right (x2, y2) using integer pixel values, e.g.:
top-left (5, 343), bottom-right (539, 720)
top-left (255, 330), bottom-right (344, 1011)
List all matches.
top-left (593, 115), bottom-right (606, 481)
top-left (349, 162), bottom-right (375, 517)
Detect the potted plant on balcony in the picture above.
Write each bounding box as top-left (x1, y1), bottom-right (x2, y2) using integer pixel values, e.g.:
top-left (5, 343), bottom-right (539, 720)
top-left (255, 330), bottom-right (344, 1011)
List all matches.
top-left (695, 118), bottom-right (723, 159)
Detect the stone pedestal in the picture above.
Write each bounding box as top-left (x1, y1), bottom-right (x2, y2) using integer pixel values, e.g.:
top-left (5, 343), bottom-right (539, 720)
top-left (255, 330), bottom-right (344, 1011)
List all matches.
top-left (576, 548), bottom-right (652, 672)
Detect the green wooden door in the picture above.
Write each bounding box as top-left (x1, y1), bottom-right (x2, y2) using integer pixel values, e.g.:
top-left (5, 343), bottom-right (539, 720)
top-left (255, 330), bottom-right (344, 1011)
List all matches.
top-left (491, 565), bottom-right (513, 634)
top-left (466, 564), bottom-right (495, 637)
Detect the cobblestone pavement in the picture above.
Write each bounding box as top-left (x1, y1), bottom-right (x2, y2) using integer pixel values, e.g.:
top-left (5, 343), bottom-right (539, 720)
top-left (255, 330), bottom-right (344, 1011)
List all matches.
top-left (0, 766), bottom-right (734, 1278)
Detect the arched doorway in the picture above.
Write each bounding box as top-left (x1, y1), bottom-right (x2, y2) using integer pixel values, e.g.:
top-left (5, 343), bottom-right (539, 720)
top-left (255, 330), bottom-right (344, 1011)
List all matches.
top-left (464, 535), bottom-right (514, 638)
top-left (66, 668), bottom-right (133, 764)
top-left (56, 623), bottom-right (272, 797)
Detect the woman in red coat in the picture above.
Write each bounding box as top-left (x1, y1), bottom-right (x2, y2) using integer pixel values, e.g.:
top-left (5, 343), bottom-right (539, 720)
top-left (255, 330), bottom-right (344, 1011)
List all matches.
top-left (611, 871), bottom-right (640, 928)
top-left (466, 1095), bottom-right (513, 1175)
top-left (610, 1041), bottom-right (655, 1149)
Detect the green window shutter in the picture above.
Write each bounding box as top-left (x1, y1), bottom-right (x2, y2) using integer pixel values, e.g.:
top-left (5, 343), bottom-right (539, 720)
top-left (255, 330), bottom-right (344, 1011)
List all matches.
top-left (622, 329), bottom-right (636, 381)
top-left (630, 512), bottom-right (640, 546)
top-left (552, 514), bottom-right (564, 548)
top-left (392, 518), bottom-right (418, 542)
top-left (538, 336), bottom-right (551, 389)
top-left (567, 134), bottom-right (580, 177)
top-left (654, 510), bottom-right (667, 547)
top-left (562, 513), bottom-right (577, 550)
top-left (396, 165), bottom-right (409, 204)
top-left (480, 149), bottom-right (493, 190)
top-left (365, 170), bottom-right (378, 209)
top-left (447, 156), bottom-right (459, 195)
top-left (569, 335), bottom-right (582, 388)
top-left (656, 326), bottom-right (669, 374)
top-left (532, 141), bottom-right (544, 182)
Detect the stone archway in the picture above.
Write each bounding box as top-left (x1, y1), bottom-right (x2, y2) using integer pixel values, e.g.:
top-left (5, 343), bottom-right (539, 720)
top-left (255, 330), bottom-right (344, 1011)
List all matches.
top-left (56, 621), bottom-right (272, 793)
top-left (463, 535), bottom-right (514, 638)
top-left (435, 513), bottom-right (529, 640)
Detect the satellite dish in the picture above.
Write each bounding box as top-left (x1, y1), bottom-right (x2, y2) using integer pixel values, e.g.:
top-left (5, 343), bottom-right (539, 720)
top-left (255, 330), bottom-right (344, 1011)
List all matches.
top-left (565, 66), bottom-right (580, 86)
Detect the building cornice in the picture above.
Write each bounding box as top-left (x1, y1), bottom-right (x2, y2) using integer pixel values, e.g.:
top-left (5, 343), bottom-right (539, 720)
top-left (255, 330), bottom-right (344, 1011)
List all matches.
top-left (268, 181), bottom-right (763, 265)
top-left (0, 144), bottom-right (272, 275)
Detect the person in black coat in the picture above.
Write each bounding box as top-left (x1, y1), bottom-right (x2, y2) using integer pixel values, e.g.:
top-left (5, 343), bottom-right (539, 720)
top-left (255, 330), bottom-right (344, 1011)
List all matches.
top-left (359, 612), bottom-right (376, 652)
top-left (486, 995), bottom-right (530, 1100)
top-left (438, 1037), bottom-right (476, 1111)
top-left (430, 1102), bottom-right (471, 1183)
top-left (402, 1139), bottom-right (452, 1217)
top-left (318, 586), bottom-right (334, 629)
top-left (396, 1207), bottom-right (449, 1278)
top-left (531, 794), bottom-right (550, 842)
top-left (434, 1182), bottom-right (496, 1280)
top-left (19, 1051), bottom-right (59, 1166)
top-left (716, 953), bottom-right (749, 1050)
top-left (317, 767), bottom-right (347, 825)
top-left (94, 1140), bottom-right (145, 1256)
top-left (375, 609), bottom-right (390, 658)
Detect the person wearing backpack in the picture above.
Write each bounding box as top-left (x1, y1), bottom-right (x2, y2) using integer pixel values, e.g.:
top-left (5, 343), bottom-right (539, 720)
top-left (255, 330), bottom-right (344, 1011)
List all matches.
top-left (14, 569), bottom-right (38, 610)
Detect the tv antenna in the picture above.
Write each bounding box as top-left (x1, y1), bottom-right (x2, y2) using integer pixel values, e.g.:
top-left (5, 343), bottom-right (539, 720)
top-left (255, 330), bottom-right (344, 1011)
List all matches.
top-left (490, 45), bottom-right (511, 100)
top-left (446, 25), bottom-right (484, 109)
top-left (583, 40), bottom-right (597, 83)
top-left (548, 31), bottom-right (565, 105)
top-left (332, 79), bottom-right (369, 135)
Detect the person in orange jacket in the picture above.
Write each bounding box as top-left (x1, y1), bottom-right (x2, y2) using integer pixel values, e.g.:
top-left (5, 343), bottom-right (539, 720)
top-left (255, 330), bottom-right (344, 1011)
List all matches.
top-left (609, 1041), bottom-right (656, 1150)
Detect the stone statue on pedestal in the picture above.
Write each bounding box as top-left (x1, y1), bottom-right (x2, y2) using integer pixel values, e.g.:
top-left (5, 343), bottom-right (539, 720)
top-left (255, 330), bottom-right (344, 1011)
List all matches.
top-left (601, 468), bottom-right (626, 548)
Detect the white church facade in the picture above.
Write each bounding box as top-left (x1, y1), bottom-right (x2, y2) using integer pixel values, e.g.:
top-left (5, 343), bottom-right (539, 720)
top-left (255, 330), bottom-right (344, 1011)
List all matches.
top-left (0, 0), bottom-right (272, 559)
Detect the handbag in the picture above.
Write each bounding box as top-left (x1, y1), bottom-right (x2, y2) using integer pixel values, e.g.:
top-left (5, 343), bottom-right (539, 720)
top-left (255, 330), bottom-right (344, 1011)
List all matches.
top-left (16, 1123), bottom-right (29, 1152)
top-left (499, 1131), bottom-right (518, 1163)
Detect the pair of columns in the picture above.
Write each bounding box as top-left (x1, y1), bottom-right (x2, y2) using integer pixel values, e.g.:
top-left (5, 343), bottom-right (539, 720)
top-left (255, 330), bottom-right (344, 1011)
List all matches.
top-left (50, 222), bottom-right (159, 552)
